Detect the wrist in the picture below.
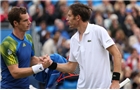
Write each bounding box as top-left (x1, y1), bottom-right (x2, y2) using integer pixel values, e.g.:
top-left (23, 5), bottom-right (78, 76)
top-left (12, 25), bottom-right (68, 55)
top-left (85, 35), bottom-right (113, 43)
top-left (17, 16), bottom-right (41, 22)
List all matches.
top-left (48, 62), bottom-right (57, 70)
top-left (32, 64), bottom-right (44, 74)
top-left (112, 72), bottom-right (120, 81)
top-left (112, 80), bottom-right (120, 83)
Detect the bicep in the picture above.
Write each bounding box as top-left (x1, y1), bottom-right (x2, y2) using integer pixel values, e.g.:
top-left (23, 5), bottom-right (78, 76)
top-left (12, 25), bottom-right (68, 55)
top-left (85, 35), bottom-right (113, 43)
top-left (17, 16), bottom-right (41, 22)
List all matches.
top-left (0, 43), bottom-right (18, 66)
top-left (97, 27), bottom-right (115, 49)
top-left (7, 64), bottom-right (19, 76)
top-left (107, 44), bottom-right (121, 57)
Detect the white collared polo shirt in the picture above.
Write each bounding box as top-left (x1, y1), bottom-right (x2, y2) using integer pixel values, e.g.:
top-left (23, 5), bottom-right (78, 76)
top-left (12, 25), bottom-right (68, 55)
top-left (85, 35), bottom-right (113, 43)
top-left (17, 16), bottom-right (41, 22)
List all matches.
top-left (69, 23), bottom-right (115, 89)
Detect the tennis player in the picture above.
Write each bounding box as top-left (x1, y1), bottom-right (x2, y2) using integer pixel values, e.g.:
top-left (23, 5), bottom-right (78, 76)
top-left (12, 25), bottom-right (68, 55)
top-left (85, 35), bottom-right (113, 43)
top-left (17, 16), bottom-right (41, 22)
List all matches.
top-left (0, 7), bottom-right (51, 89)
top-left (47, 3), bottom-right (122, 89)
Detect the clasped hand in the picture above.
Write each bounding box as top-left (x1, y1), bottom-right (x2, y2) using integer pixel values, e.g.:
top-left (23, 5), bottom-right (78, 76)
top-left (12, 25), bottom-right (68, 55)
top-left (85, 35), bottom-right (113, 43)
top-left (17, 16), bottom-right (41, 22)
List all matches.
top-left (38, 55), bottom-right (53, 69)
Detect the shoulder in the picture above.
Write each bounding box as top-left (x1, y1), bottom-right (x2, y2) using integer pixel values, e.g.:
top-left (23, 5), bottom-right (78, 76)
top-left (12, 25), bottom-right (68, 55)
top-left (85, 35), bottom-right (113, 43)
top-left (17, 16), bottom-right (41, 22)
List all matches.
top-left (90, 24), bottom-right (106, 32)
top-left (0, 36), bottom-right (17, 53)
top-left (88, 24), bottom-right (108, 36)
top-left (25, 34), bottom-right (33, 43)
top-left (1, 36), bottom-right (17, 46)
top-left (25, 34), bottom-right (32, 39)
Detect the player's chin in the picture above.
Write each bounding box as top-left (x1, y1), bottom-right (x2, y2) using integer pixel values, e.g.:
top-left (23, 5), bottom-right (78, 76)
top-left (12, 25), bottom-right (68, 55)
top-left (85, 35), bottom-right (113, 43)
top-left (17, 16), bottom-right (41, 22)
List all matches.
top-left (69, 25), bottom-right (74, 29)
top-left (26, 26), bottom-right (30, 29)
top-left (69, 27), bottom-right (74, 29)
top-left (26, 27), bottom-right (30, 30)
top-left (25, 28), bottom-right (30, 31)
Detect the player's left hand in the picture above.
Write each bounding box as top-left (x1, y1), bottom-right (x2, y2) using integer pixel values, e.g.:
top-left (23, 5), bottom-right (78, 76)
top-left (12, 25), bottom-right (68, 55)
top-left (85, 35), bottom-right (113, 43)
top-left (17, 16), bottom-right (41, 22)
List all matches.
top-left (110, 80), bottom-right (120, 89)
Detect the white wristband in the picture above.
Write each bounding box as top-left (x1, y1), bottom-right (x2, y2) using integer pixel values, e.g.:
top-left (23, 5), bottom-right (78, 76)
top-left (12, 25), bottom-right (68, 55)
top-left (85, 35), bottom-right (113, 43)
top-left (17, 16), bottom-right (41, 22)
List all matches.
top-left (31, 64), bottom-right (44, 74)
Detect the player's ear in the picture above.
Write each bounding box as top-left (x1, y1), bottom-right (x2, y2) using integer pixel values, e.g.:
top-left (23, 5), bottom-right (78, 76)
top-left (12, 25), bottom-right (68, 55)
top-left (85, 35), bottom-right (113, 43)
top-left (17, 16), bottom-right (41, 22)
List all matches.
top-left (76, 15), bottom-right (80, 21)
top-left (13, 20), bottom-right (18, 27)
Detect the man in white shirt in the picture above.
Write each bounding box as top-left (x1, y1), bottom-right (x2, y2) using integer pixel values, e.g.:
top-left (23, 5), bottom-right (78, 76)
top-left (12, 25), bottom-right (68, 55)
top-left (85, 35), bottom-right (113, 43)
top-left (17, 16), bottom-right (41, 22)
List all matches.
top-left (46, 3), bottom-right (122, 89)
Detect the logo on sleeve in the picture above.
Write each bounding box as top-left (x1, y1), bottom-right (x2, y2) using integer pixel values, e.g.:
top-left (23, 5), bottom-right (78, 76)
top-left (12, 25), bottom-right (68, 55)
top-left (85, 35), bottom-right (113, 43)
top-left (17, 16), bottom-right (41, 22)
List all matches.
top-left (7, 49), bottom-right (12, 55)
top-left (106, 39), bottom-right (112, 43)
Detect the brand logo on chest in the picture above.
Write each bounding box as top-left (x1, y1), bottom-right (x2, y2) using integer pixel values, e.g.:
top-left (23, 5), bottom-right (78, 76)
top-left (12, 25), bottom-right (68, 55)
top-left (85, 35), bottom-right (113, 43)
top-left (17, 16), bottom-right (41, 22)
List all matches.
top-left (23, 43), bottom-right (26, 47)
top-left (87, 40), bottom-right (91, 42)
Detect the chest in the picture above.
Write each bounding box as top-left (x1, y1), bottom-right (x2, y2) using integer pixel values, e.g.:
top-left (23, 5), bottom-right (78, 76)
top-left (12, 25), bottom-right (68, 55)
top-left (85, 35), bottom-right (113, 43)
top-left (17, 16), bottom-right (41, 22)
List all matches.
top-left (16, 41), bottom-right (32, 64)
top-left (73, 33), bottom-right (102, 53)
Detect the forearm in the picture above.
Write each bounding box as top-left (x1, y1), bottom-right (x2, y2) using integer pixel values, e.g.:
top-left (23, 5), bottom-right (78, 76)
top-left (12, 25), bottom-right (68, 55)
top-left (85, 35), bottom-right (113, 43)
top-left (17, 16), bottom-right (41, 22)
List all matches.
top-left (10, 67), bottom-right (34, 79)
top-left (8, 64), bottom-right (44, 79)
top-left (30, 56), bottom-right (41, 66)
top-left (107, 45), bottom-right (122, 73)
top-left (113, 54), bottom-right (122, 73)
top-left (111, 53), bottom-right (122, 88)
top-left (107, 44), bottom-right (122, 83)
top-left (49, 61), bottom-right (78, 73)
top-left (15, 68), bottom-right (34, 78)
top-left (56, 63), bottom-right (75, 73)
top-left (110, 53), bottom-right (122, 89)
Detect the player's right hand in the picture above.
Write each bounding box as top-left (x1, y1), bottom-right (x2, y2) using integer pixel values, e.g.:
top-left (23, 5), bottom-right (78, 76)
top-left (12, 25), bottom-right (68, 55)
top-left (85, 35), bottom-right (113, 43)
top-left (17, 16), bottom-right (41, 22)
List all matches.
top-left (41, 55), bottom-right (52, 68)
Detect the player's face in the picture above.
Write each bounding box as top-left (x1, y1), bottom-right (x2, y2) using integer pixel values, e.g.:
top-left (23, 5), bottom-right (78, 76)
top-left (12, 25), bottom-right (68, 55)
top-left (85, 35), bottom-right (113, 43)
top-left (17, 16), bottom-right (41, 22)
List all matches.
top-left (66, 10), bottom-right (78, 29)
top-left (17, 13), bottom-right (31, 32)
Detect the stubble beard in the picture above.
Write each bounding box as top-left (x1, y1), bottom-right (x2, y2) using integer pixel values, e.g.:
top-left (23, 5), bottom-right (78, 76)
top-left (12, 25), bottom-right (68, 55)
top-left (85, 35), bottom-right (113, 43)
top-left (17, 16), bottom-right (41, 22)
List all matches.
top-left (68, 24), bottom-right (76, 30)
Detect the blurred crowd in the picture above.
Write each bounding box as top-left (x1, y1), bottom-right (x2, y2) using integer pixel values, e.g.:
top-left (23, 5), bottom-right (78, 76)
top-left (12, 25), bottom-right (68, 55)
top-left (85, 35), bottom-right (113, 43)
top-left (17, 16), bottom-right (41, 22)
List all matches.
top-left (1, 0), bottom-right (140, 89)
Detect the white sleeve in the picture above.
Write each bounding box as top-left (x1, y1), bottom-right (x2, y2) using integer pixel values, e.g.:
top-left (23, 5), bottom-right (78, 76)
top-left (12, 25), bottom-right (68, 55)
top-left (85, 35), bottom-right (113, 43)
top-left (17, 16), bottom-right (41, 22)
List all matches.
top-left (98, 27), bottom-right (115, 49)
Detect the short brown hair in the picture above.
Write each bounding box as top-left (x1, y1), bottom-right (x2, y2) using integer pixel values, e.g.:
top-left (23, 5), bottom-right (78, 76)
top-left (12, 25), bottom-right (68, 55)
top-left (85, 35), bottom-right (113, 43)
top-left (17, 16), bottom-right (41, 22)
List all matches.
top-left (69, 3), bottom-right (92, 22)
top-left (8, 6), bottom-right (27, 27)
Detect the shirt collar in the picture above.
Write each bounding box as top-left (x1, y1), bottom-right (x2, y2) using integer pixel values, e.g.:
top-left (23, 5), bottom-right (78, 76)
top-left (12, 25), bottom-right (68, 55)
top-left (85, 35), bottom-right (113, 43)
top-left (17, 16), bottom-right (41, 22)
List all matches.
top-left (84, 23), bottom-right (91, 35)
top-left (74, 23), bottom-right (92, 41)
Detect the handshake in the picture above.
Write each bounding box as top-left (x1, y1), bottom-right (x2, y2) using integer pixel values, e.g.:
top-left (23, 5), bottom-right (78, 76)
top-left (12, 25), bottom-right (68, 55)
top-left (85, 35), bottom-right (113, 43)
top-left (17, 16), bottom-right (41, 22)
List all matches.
top-left (39, 54), bottom-right (53, 69)
top-left (32, 54), bottom-right (55, 74)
